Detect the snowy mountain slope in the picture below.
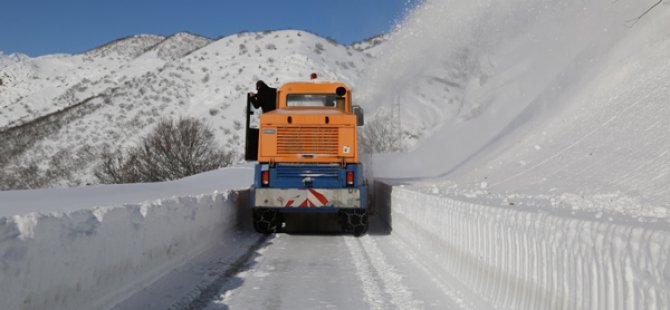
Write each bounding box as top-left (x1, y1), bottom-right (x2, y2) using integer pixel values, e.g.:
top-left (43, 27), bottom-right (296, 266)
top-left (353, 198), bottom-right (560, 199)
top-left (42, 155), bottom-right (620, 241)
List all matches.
top-left (351, 33), bottom-right (391, 58)
top-left (0, 35), bottom-right (157, 129)
top-left (83, 34), bottom-right (166, 59)
top-left (0, 34), bottom-right (214, 188)
top-left (142, 32), bottom-right (211, 62)
top-left (0, 51), bottom-right (25, 70)
top-left (371, 0), bottom-right (670, 217)
top-left (0, 34), bottom-right (212, 130)
top-left (0, 53), bottom-right (102, 127)
top-left (356, 33), bottom-right (483, 147)
top-left (0, 30), bottom-right (377, 189)
top-left (439, 11), bottom-right (670, 217)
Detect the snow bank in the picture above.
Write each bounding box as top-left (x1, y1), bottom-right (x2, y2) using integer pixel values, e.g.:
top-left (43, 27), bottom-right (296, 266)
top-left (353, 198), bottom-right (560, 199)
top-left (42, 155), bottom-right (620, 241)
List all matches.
top-left (388, 184), bottom-right (669, 309)
top-left (0, 190), bottom-right (241, 310)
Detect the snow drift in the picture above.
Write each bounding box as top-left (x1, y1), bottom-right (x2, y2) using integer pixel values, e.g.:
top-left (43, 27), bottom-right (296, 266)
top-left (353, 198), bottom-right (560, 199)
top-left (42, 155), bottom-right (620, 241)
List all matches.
top-left (0, 167), bottom-right (253, 310)
top-left (386, 185), bottom-right (669, 309)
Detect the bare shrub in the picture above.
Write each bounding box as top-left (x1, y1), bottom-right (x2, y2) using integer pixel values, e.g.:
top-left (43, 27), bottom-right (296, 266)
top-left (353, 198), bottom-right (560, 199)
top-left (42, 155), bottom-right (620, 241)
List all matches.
top-left (13, 163), bottom-right (43, 189)
top-left (314, 43), bottom-right (325, 54)
top-left (359, 110), bottom-right (405, 154)
top-left (94, 148), bottom-right (138, 184)
top-left (95, 117), bottom-right (234, 184)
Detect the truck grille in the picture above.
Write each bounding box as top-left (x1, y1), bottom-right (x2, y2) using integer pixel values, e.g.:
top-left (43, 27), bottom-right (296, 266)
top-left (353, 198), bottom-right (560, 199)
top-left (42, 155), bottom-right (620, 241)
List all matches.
top-left (277, 126), bottom-right (339, 156)
top-left (276, 163), bottom-right (340, 178)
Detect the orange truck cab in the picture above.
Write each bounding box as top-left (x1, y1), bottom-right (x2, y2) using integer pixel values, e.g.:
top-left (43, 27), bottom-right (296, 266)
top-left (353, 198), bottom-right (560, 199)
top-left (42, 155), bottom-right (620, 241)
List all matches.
top-left (245, 76), bottom-right (368, 235)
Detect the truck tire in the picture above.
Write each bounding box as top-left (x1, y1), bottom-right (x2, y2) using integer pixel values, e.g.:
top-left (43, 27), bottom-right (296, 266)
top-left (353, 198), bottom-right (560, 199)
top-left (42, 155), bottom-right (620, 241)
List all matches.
top-left (339, 209), bottom-right (368, 236)
top-left (253, 208), bottom-right (280, 234)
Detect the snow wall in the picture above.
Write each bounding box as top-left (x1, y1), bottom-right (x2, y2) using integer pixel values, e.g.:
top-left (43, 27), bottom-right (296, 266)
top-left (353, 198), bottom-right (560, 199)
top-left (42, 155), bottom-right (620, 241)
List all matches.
top-left (378, 182), bottom-right (669, 309)
top-left (0, 190), bottom-right (242, 310)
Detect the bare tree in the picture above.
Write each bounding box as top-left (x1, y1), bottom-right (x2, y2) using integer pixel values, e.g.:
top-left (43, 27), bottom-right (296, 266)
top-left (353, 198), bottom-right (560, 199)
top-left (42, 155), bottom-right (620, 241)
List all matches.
top-left (95, 117), bottom-right (234, 184)
top-left (95, 148), bottom-right (140, 184)
top-left (359, 110), bottom-right (405, 154)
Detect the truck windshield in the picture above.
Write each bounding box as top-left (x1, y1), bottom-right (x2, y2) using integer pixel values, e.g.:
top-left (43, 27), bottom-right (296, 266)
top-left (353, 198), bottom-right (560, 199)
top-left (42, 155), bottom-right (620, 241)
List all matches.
top-left (286, 94), bottom-right (339, 107)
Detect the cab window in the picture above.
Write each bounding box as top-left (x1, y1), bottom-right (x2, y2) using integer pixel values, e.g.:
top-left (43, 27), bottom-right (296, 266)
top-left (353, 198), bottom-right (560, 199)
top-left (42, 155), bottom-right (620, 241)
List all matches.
top-left (286, 94), bottom-right (340, 108)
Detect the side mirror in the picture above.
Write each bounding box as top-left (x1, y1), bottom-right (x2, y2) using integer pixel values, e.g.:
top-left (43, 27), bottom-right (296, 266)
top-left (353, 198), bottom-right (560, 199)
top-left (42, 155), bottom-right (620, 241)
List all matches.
top-left (352, 105), bottom-right (364, 126)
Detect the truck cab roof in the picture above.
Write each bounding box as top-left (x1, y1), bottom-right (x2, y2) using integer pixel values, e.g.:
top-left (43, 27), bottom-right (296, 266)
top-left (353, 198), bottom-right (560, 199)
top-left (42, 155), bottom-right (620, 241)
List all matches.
top-left (276, 82), bottom-right (352, 112)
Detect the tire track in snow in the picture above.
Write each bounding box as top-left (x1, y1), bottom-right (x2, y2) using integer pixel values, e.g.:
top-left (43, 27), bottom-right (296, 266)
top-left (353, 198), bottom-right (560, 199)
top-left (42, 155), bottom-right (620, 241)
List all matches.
top-left (344, 236), bottom-right (386, 310)
top-left (345, 235), bottom-right (423, 309)
top-left (183, 235), bottom-right (271, 310)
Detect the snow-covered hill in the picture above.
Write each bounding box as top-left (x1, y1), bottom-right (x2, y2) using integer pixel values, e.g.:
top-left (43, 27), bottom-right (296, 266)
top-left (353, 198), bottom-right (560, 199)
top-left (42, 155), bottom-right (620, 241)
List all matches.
top-left (0, 52), bottom-right (25, 70)
top-left (372, 0), bottom-right (670, 217)
top-left (351, 33), bottom-right (391, 58)
top-left (0, 30), bottom-right (379, 189)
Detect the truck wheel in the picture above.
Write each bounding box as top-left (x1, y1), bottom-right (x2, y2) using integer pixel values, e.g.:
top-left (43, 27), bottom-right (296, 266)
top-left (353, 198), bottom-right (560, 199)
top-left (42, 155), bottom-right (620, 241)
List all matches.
top-left (339, 209), bottom-right (368, 236)
top-left (253, 208), bottom-right (280, 234)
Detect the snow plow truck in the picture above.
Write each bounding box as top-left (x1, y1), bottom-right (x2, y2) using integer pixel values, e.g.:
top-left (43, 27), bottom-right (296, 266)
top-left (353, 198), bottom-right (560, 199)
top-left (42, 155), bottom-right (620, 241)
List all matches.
top-left (244, 75), bottom-right (368, 235)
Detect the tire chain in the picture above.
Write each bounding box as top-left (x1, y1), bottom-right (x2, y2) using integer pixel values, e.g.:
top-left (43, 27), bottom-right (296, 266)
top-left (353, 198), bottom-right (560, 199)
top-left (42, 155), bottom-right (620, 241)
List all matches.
top-left (254, 208), bottom-right (279, 234)
top-left (340, 209), bottom-right (368, 236)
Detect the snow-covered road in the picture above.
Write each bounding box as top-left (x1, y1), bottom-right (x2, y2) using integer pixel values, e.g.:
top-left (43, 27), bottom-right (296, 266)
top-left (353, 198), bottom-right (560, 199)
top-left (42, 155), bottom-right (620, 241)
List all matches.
top-left (213, 233), bottom-right (468, 309)
top-left (115, 215), bottom-right (482, 310)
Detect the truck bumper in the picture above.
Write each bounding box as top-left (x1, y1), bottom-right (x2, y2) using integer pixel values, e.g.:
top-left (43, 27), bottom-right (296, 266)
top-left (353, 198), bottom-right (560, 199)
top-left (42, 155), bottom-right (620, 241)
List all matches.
top-left (253, 188), bottom-right (364, 209)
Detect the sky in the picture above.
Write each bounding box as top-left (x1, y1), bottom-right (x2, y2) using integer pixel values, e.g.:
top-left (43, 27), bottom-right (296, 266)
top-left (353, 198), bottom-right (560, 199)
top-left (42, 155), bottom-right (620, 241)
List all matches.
top-left (0, 0), bottom-right (419, 57)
